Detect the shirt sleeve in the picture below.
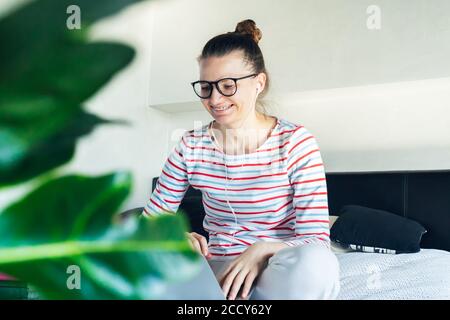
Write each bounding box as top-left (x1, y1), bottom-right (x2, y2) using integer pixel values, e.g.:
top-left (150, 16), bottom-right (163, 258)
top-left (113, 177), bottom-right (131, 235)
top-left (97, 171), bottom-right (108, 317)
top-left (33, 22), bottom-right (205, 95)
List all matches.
top-left (142, 131), bottom-right (190, 217)
top-left (283, 126), bottom-right (330, 248)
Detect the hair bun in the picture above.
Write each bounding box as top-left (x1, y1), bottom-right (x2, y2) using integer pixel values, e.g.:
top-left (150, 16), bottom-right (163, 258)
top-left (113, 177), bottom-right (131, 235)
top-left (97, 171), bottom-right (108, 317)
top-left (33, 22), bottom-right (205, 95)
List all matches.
top-left (234, 19), bottom-right (262, 44)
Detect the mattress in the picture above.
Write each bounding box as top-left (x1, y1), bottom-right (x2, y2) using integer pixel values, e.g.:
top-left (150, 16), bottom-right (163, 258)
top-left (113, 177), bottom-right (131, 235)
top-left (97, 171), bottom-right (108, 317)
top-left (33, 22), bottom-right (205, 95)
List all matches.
top-left (336, 248), bottom-right (450, 299)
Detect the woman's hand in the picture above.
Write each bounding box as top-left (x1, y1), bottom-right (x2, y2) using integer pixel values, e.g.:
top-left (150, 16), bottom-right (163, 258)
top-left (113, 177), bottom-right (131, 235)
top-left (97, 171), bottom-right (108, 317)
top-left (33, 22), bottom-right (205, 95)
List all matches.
top-left (218, 241), bottom-right (289, 300)
top-left (186, 232), bottom-right (211, 259)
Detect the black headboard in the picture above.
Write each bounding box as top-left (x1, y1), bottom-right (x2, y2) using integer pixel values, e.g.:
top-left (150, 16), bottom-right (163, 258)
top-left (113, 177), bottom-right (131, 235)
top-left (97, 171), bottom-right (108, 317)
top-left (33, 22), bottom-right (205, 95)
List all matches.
top-left (152, 170), bottom-right (450, 252)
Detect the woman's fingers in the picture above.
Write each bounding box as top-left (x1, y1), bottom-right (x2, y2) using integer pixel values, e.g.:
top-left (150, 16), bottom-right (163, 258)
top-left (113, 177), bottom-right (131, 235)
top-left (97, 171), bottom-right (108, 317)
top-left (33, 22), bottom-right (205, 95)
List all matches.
top-left (219, 259), bottom-right (259, 299)
top-left (227, 270), bottom-right (248, 300)
top-left (191, 239), bottom-right (202, 255)
top-left (187, 232), bottom-right (209, 257)
top-left (197, 235), bottom-right (209, 256)
top-left (220, 265), bottom-right (242, 299)
top-left (186, 233), bottom-right (202, 255)
top-left (191, 232), bottom-right (209, 257)
top-left (217, 261), bottom-right (234, 284)
top-left (240, 270), bottom-right (258, 299)
top-left (185, 233), bottom-right (194, 249)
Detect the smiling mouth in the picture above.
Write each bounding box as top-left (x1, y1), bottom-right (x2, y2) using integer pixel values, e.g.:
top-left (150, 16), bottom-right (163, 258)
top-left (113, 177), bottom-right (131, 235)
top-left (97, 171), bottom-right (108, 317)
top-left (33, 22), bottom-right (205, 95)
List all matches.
top-left (211, 104), bottom-right (234, 112)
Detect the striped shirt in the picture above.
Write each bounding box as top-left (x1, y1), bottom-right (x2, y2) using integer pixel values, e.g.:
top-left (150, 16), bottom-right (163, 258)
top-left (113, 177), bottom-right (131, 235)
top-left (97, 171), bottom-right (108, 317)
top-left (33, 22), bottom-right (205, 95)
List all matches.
top-left (143, 118), bottom-right (330, 257)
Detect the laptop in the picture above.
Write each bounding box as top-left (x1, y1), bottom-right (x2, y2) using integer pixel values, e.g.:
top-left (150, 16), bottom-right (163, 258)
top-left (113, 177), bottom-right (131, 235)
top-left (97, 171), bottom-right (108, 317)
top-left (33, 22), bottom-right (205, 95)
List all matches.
top-left (161, 256), bottom-right (226, 300)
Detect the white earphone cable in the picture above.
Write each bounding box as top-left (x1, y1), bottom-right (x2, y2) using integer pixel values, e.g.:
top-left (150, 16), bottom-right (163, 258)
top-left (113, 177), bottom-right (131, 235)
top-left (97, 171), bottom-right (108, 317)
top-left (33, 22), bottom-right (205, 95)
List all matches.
top-left (209, 87), bottom-right (260, 253)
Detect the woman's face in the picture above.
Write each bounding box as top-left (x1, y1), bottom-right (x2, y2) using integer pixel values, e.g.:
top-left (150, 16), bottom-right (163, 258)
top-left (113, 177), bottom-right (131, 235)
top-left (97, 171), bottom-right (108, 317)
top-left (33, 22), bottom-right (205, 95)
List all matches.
top-left (198, 50), bottom-right (265, 127)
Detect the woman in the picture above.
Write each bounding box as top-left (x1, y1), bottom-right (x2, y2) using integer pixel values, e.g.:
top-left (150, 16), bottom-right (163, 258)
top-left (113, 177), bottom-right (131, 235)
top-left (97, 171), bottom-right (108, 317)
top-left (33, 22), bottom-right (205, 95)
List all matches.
top-left (143, 19), bottom-right (340, 300)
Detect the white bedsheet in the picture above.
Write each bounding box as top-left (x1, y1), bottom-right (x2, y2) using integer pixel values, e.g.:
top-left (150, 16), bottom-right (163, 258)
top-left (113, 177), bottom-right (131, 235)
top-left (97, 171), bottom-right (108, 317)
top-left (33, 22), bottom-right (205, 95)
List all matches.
top-left (336, 249), bottom-right (450, 300)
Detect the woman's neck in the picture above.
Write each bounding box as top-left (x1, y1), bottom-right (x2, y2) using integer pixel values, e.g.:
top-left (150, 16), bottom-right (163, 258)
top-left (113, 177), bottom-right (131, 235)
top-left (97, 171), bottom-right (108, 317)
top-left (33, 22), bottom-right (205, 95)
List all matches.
top-left (211, 112), bottom-right (277, 155)
top-left (214, 111), bottom-right (266, 136)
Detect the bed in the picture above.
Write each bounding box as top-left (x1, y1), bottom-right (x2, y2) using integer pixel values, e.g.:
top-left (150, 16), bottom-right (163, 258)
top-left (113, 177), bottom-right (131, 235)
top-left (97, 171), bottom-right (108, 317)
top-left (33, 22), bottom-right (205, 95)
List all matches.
top-left (335, 248), bottom-right (450, 300)
top-left (327, 170), bottom-right (450, 300)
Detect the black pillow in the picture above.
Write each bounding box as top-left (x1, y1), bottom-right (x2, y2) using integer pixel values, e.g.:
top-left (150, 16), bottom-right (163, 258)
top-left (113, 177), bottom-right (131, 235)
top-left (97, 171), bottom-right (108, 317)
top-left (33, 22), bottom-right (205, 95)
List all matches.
top-left (331, 205), bottom-right (427, 254)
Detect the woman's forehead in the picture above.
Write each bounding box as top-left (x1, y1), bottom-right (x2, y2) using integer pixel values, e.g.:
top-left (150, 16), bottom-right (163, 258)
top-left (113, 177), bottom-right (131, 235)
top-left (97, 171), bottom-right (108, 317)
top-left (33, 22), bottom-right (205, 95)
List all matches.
top-left (199, 51), bottom-right (252, 80)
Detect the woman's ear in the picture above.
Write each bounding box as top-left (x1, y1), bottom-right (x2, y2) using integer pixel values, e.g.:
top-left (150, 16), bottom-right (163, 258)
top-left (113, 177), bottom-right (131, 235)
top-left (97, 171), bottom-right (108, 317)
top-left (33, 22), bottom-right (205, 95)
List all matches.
top-left (256, 73), bottom-right (267, 93)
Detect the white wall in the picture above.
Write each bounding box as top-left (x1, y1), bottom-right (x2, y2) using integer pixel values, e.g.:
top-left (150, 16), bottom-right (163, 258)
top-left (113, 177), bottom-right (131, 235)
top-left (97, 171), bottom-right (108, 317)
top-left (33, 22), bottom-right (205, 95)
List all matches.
top-left (166, 77), bottom-right (450, 173)
top-left (277, 77), bottom-right (450, 172)
top-left (149, 0), bottom-right (450, 105)
top-left (62, 2), bottom-right (168, 211)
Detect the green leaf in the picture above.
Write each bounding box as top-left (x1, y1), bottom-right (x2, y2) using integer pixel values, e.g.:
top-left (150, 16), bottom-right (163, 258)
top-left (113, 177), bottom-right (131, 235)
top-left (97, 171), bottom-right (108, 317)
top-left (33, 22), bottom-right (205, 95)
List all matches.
top-left (0, 0), bottom-right (144, 83)
top-left (0, 173), bottom-right (201, 299)
top-left (0, 0), bottom-right (140, 186)
top-left (0, 109), bottom-right (107, 185)
top-left (1, 42), bottom-right (136, 107)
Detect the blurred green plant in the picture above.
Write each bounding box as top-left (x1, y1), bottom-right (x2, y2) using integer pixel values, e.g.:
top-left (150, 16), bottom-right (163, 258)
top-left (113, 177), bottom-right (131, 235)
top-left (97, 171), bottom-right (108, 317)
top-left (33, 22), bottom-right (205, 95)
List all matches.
top-left (0, 0), bottom-right (200, 299)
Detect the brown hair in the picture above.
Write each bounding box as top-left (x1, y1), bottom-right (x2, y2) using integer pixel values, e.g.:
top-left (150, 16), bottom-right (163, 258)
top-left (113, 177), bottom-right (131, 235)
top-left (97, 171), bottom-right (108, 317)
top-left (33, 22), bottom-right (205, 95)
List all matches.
top-left (199, 19), bottom-right (270, 114)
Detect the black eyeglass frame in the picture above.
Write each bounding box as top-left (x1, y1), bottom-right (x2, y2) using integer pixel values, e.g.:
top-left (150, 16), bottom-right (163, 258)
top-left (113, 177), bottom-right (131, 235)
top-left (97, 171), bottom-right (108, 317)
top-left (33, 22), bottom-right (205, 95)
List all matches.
top-left (191, 73), bottom-right (258, 99)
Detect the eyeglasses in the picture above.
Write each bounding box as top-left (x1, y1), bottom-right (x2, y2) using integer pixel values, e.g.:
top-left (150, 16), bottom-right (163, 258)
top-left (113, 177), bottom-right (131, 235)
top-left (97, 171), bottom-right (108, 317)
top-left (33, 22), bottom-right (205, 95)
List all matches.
top-left (191, 73), bottom-right (258, 99)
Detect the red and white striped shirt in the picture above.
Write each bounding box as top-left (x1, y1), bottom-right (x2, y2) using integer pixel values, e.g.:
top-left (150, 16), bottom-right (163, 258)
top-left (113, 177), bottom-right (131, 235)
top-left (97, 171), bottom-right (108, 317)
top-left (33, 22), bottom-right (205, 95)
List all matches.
top-left (143, 118), bottom-right (330, 257)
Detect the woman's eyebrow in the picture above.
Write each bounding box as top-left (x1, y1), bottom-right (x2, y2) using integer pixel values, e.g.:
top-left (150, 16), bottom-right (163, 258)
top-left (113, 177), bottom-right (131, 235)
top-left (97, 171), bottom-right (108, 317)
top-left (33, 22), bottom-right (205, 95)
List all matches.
top-left (199, 74), bottom-right (248, 81)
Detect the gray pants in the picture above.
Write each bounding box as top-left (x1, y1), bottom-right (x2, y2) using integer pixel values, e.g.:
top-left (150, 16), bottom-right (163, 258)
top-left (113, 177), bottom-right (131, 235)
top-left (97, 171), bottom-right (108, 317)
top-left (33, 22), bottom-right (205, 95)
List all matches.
top-left (207, 244), bottom-right (341, 300)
